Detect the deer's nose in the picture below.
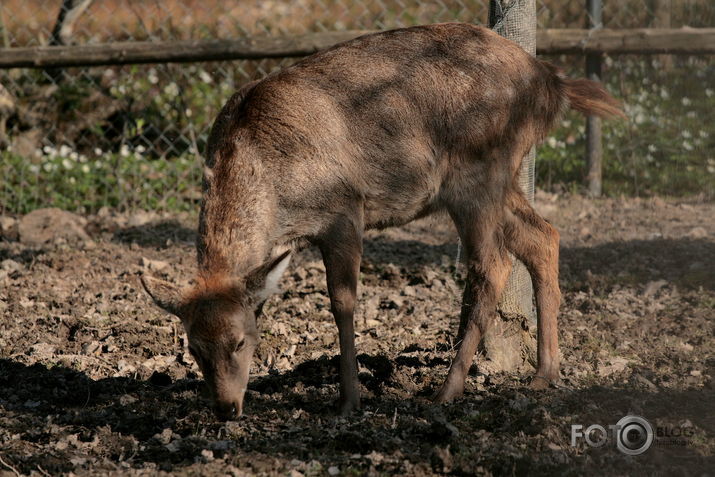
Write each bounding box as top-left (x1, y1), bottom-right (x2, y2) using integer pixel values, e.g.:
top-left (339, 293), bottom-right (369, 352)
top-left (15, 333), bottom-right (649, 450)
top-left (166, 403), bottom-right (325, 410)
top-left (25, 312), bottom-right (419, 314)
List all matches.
top-left (214, 401), bottom-right (241, 421)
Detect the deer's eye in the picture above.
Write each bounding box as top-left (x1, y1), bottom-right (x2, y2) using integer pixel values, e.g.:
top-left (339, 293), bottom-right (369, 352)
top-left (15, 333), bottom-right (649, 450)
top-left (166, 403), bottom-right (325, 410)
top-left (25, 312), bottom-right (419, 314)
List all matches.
top-left (234, 339), bottom-right (245, 353)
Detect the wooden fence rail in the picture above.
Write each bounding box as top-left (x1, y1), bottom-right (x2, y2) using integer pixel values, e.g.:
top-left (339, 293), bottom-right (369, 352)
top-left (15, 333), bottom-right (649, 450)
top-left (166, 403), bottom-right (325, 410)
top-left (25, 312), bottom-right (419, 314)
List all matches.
top-left (0, 28), bottom-right (713, 69)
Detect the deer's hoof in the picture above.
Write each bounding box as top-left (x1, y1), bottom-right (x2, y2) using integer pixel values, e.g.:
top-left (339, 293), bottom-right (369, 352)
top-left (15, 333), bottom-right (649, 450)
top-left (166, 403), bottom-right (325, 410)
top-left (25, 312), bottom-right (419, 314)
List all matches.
top-left (432, 384), bottom-right (464, 404)
top-left (529, 374), bottom-right (559, 390)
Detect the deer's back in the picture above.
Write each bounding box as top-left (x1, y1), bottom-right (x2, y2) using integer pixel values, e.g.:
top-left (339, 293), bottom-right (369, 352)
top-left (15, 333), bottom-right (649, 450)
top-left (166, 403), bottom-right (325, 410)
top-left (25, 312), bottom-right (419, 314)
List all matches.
top-left (209, 23), bottom-right (562, 239)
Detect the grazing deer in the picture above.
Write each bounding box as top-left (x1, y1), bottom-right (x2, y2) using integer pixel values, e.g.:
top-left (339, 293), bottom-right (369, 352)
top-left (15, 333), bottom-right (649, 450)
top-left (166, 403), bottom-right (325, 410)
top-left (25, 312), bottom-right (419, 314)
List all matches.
top-left (142, 23), bottom-right (623, 419)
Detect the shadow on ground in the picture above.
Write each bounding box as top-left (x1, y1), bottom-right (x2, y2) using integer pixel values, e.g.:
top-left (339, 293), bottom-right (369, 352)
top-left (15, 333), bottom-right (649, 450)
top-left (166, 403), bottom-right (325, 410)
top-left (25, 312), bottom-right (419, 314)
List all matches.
top-left (1, 355), bottom-right (713, 475)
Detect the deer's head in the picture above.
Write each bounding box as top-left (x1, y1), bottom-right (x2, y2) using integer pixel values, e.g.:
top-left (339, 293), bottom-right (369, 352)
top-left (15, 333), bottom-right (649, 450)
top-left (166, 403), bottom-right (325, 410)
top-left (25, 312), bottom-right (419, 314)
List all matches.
top-left (141, 251), bottom-right (290, 419)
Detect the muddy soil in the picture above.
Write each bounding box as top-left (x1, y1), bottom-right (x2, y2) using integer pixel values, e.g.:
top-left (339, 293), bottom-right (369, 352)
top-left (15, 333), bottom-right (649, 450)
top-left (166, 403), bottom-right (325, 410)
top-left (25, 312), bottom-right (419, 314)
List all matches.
top-left (1, 193), bottom-right (713, 476)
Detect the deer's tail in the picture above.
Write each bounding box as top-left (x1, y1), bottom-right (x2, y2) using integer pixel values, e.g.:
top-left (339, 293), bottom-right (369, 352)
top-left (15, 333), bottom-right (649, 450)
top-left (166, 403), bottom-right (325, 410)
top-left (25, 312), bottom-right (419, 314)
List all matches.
top-left (563, 77), bottom-right (626, 119)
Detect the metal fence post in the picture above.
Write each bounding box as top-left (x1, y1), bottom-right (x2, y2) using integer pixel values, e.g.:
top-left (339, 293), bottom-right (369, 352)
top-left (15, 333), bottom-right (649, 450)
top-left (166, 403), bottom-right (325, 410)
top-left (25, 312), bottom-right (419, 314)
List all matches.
top-left (585, 0), bottom-right (603, 196)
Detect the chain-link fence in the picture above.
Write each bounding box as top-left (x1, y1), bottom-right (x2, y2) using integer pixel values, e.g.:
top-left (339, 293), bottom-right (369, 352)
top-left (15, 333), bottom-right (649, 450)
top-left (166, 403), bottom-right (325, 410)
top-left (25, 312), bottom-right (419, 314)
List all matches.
top-left (1, 0), bottom-right (713, 213)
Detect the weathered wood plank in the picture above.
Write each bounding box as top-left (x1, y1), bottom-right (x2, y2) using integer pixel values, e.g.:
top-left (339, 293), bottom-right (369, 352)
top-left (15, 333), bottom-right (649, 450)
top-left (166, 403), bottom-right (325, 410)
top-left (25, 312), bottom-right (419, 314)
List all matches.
top-left (0, 28), bottom-right (713, 69)
top-left (537, 27), bottom-right (715, 54)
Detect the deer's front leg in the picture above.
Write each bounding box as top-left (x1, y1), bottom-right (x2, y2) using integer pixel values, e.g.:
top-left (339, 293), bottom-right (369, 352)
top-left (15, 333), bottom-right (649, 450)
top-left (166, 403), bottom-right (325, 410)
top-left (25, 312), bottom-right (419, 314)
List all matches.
top-left (319, 217), bottom-right (363, 415)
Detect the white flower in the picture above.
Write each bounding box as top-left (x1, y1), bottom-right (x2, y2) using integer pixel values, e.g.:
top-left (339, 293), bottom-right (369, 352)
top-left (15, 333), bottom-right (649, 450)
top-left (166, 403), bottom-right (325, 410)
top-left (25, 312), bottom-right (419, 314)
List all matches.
top-left (94, 147), bottom-right (103, 156)
top-left (43, 145), bottom-right (52, 154)
top-left (148, 69), bottom-right (159, 85)
top-left (29, 164), bottom-right (40, 174)
top-left (68, 177), bottom-right (76, 184)
top-left (660, 88), bottom-right (669, 100)
top-left (135, 144), bottom-right (146, 153)
top-left (69, 151), bottom-right (79, 161)
top-left (706, 89), bottom-right (714, 97)
top-left (681, 97), bottom-right (691, 106)
top-left (62, 158), bottom-right (73, 170)
top-left (648, 144), bottom-right (657, 152)
top-left (699, 130), bottom-right (709, 139)
top-left (682, 141), bottom-right (693, 151)
top-left (634, 113), bottom-right (645, 124)
top-left (546, 137), bottom-right (557, 148)
top-left (164, 82), bottom-right (179, 97)
top-left (199, 70), bottom-right (213, 84)
top-left (120, 144), bottom-right (130, 157)
top-left (682, 130), bottom-right (692, 138)
top-left (185, 108), bottom-right (192, 117)
top-left (59, 145), bottom-right (72, 157)
top-left (81, 164), bottom-right (90, 173)
top-left (43, 163), bottom-right (53, 172)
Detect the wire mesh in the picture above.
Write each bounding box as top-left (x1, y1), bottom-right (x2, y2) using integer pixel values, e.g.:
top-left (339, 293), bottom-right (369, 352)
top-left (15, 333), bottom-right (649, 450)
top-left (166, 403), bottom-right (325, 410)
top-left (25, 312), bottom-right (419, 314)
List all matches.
top-left (0, 0), bottom-right (713, 214)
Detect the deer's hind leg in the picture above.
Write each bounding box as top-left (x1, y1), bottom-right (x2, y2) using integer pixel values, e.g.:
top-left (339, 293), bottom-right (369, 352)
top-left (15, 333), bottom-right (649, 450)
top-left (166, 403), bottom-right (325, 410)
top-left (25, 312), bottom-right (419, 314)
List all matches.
top-left (434, 197), bottom-right (513, 403)
top-left (503, 190), bottom-right (561, 387)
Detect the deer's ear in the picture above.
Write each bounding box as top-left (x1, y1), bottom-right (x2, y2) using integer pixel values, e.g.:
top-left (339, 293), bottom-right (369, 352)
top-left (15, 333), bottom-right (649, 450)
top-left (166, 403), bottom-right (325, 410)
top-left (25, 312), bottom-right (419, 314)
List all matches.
top-left (246, 250), bottom-right (291, 302)
top-left (141, 275), bottom-right (183, 316)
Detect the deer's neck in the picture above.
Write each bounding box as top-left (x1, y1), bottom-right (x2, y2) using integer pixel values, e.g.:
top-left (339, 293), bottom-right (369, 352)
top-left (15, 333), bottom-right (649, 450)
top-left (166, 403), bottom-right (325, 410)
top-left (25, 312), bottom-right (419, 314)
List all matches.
top-left (196, 163), bottom-right (277, 277)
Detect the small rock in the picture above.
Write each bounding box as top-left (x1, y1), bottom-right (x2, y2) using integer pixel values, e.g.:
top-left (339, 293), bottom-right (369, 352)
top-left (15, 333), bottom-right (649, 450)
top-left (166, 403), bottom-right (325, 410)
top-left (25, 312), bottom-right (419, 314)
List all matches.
top-left (1, 259), bottom-right (21, 273)
top-left (119, 394), bottom-right (137, 406)
top-left (117, 360), bottom-right (136, 374)
top-left (327, 466), bottom-right (340, 476)
top-left (127, 211), bottom-right (155, 227)
top-left (364, 318), bottom-right (381, 328)
top-left (81, 340), bottom-right (101, 355)
top-left (141, 257), bottom-right (169, 273)
top-left (598, 357), bottom-right (629, 377)
top-left (165, 440), bottom-right (181, 453)
top-left (690, 370), bottom-right (702, 377)
top-left (0, 216), bottom-right (18, 241)
top-left (155, 428), bottom-right (174, 445)
top-left (384, 294), bottom-right (404, 309)
top-left (643, 279), bottom-right (667, 297)
top-left (686, 227), bottom-right (708, 239)
top-left (200, 449), bottom-right (215, 462)
top-left (19, 208), bottom-right (89, 246)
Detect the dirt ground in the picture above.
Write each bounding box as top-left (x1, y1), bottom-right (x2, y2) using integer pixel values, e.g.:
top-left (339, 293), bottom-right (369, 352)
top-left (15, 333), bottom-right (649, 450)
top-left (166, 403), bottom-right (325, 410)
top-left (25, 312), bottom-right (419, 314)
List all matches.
top-left (1, 193), bottom-right (713, 476)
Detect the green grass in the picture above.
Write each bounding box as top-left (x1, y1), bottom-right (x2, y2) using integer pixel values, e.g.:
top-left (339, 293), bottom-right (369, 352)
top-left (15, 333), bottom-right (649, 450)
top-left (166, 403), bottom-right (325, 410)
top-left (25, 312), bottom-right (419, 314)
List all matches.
top-left (0, 148), bottom-right (201, 214)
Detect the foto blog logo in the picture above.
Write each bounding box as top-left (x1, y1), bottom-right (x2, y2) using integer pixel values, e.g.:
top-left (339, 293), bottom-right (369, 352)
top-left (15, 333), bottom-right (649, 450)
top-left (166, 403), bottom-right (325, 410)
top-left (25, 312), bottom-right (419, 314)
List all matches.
top-left (571, 415), bottom-right (654, 455)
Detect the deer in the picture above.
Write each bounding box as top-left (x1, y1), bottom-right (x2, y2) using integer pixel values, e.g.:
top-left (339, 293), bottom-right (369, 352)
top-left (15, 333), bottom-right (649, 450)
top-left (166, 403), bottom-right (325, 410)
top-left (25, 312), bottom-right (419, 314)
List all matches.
top-left (141, 22), bottom-right (624, 420)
